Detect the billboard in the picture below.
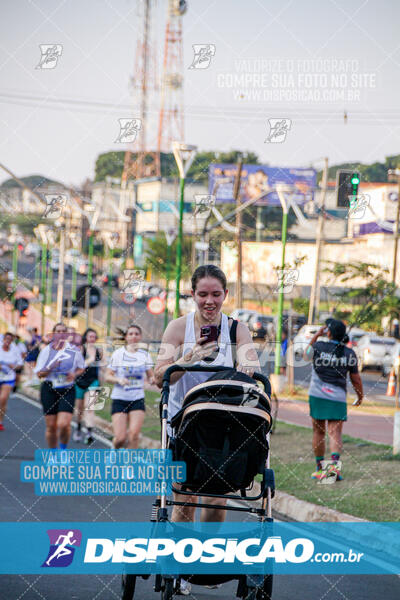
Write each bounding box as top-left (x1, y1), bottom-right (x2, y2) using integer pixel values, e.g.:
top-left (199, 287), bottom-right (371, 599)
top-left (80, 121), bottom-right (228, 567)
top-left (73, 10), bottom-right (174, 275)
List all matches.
top-left (208, 163), bottom-right (317, 206)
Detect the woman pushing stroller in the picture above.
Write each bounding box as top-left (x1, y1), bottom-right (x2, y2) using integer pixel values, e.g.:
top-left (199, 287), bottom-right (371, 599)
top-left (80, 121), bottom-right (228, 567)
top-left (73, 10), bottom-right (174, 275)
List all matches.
top-left (119, 265), bottom-right (272, 600)
top-left (154, 266), bottom-right (260, 590)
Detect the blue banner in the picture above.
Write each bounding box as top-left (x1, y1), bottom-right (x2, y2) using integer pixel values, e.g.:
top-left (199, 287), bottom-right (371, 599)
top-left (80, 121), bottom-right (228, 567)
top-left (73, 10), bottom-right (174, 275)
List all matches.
top-left (208, 163), bottom-right (316, 205)
top-left (1, 522), bottom-right (399, 575)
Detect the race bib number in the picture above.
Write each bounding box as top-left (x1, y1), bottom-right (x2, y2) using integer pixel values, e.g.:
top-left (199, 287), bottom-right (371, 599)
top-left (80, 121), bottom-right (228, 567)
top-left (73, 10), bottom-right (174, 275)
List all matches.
top-left (0, 364), bottom-right (12, 382)
top-left (124, 375), bottom-right (143, 392)
top-left (52, 373), bottom-right (68, 389)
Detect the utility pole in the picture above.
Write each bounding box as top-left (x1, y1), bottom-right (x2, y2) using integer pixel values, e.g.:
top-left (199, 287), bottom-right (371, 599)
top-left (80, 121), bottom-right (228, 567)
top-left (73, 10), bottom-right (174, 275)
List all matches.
top-left (388, 168), bottom-right (400, 285)
top-left (233, 159), bottom-right (243, 309)
top-left (308, 157), bottom-right (328, 325)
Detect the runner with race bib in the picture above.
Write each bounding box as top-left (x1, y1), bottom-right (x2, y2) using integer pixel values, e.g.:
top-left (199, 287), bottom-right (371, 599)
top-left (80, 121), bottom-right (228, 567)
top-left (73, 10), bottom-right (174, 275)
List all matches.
top-left (0, 332), bottom-right (23, 431)
top-left (106, 324), bottom-right (154, 449)
top-left (35, 323), bottom-right (85, 449)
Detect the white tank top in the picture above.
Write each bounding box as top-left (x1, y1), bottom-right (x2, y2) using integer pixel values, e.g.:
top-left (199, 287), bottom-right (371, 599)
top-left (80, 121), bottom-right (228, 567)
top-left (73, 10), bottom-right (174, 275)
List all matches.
top-left (167, 312), bottom-right (234, 425)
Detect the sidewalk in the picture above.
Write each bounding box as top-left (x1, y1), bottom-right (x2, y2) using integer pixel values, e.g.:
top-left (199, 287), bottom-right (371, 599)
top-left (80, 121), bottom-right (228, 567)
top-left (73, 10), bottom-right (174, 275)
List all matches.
top-left (277, 397), bottom-right (394, 445)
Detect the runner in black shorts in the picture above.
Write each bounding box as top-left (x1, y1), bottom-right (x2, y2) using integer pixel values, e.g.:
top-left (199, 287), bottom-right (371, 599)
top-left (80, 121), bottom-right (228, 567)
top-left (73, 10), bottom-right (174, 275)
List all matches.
top-left (35, 323), bottom-right (85, 449)
top-left (106, 324), bottom-right (154, 449)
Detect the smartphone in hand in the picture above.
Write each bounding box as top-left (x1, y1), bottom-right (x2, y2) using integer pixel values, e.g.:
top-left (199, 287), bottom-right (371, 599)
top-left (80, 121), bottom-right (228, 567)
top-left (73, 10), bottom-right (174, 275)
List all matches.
top-left (200, 325), bottom-right (219, 344)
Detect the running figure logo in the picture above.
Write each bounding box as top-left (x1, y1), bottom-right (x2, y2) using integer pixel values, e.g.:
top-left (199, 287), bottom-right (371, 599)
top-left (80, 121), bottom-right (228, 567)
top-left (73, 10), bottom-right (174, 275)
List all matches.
top-left (265, 119), bottom-right (292, 143)
top-left (42, 529), bottom-right (82, 567)
top-left (36, 44), bottom-right (63, 69)
top-left (115, 118), bottom-right (142, 143)
top-left (188, 44), bottom-right (216, 69)
top-left (43, 194), bottom-right (67, 219)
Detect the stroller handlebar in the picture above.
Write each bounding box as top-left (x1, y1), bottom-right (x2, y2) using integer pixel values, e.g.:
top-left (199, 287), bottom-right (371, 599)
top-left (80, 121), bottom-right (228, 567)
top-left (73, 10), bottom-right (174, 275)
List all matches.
top-left (162, 364), bottom-right (271, 395)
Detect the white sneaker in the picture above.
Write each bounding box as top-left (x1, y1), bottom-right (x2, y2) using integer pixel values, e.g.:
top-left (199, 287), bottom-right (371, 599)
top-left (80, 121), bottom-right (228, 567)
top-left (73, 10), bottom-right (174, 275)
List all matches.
top-left (178, 579), bottom-right (191, 596)
top-left (73, 429), bottom-right (82, 442)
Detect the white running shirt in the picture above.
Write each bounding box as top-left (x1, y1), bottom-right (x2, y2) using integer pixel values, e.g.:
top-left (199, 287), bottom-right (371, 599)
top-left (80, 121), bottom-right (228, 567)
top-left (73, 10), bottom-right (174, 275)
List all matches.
top-left (167, 312), bottom-right (234, 424)
top-left (0, 345), bottom-right (21, 383)
top-left (108, 346), bottom-right (153, 401)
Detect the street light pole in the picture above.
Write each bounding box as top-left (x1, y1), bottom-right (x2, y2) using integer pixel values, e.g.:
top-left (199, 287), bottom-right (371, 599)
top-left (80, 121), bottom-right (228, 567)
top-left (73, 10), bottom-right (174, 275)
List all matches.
top-left (308, 157), bottom-right (329, 325)
top-left (55, 221), bottom-right (66, 322)
top-left (274, 208), bottom-right (288, 376)
top-left (164, 242), bottom-right (172, 329)
top-left (12, 241), bottom-right (18, 296)
top-left (172, 142), bottom-right (197, 319)
top-left (175, 176), bottom-right (185, 319)
top-left (233, 159), bottom-right (243, 309)
top-left (163, 229), bottom-right (176, 329)
top-left (106, 244), bottom-right (113, 337)
top-left (388, 167), bottom-right (400, 285)
top-left (86, 231), bottom-right (94, 328)
top-left (274, 184), bottom-right (294, 376)
top-left (40, 242), bottom-right (47, 336)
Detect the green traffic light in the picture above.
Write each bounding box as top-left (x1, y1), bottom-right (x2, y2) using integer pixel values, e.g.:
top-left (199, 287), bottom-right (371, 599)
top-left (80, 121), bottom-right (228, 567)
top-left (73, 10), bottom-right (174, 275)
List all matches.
top-left (351, 173), bottom-right (360, 185)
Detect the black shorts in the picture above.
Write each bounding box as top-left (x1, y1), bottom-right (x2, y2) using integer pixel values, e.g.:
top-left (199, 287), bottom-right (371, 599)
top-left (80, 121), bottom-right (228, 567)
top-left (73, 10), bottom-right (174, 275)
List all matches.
top-left (111, 398), bottom-right (145, 415)
top-left (40, 381), bottom-right (76, 415)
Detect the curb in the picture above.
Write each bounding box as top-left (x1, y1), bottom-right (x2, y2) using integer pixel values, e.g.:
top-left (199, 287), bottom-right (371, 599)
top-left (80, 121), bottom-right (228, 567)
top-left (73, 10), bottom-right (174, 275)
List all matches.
top-left (269, 489), bottom-right (366, 522)
top-left (20, 385), bottom-right (363, 522)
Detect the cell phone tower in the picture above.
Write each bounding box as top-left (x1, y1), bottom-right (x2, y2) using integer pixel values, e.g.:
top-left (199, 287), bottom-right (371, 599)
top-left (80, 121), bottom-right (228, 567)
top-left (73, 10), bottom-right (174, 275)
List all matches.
top-left (121, 0), bottom-right (187, 186)
top-left (157, 0), bottom-right (187, 154)
top-left (121, 0), bottom-right (161, 185)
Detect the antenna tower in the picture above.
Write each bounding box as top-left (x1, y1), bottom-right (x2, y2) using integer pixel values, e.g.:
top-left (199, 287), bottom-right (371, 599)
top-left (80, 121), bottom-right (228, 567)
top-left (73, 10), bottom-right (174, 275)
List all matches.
top-left (121, 0), bottom-right (160, 185)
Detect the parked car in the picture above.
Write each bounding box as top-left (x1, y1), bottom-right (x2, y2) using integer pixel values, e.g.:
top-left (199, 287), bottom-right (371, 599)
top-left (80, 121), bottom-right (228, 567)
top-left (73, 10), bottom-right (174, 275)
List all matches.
top-left (101, 272), bottom-right (119, 288)
top-left (247, 313), bottom-right (275, 341)
top-left (25, 242), bottom-right (41, 257)
top-left (229, 309), bottom-right (258, 324)
top-left (274, 313), bottom-right (307, 336)
top-left (292, 324), bottom-right (325, 359)
top-left (64, 248), bottom-right (81, 267)
top-left (50, 249), bottom-right (60, 271)
top-left (346, 328), bottom-right (368, 349)
top-left (383, 343), bottom-right (400, 376)
top-left (356, 335), bottom-right (398, 371)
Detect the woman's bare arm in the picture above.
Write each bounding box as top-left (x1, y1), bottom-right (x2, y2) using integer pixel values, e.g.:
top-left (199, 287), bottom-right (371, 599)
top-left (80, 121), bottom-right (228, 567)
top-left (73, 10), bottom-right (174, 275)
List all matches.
top-left (154, 318), bottom-right (186, 388)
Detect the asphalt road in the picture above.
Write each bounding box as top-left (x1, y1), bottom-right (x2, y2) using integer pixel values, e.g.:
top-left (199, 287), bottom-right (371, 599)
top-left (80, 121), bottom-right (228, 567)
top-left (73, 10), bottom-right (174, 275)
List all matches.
top-left (1, 394), bottom-right (399, 600)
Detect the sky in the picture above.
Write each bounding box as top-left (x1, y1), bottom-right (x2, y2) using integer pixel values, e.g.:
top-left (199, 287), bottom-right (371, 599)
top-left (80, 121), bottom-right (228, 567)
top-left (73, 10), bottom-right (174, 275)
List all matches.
top-left (1, 0), bottom-right (400, 187)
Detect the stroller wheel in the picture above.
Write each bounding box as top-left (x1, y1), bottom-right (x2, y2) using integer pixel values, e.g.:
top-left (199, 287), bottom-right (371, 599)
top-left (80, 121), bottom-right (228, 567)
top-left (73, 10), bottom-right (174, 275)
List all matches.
top-left (121, 574), bottom-right (136, 600)
top-left (161, 578), bottom-right (174, 600)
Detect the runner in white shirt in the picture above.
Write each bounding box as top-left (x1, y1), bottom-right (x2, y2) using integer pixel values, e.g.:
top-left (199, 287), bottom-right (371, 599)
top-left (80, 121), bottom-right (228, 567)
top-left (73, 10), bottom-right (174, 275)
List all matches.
top-left (106, 324), bottom-right (154, 449)
top-left (13, 336), bottom-right (27, 391)
top-left (0, 332), bottom-right (23, 431)
top-left (35, 322), bottom-right (85, 449)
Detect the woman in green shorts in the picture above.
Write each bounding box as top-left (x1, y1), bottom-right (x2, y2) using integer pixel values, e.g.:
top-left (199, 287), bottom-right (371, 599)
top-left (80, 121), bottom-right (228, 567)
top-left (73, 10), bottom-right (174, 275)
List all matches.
top-left (304, 318), bottom-right (364, 481)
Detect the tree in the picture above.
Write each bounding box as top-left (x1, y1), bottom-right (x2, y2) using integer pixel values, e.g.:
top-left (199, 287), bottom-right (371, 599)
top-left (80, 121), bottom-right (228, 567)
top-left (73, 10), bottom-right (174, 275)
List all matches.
top-left (94, 150), bottom-right (261, 183)
top-left (144, 233), bottom-right (192, 283)
top-left (323, 260), bottom-right (399, 331)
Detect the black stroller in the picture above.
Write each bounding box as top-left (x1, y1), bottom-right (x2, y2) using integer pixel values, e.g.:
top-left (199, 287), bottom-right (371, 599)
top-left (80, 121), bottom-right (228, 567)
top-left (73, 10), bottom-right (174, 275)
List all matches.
top-left (121, 365), bottom-right (275, 600)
